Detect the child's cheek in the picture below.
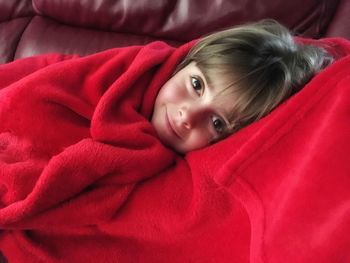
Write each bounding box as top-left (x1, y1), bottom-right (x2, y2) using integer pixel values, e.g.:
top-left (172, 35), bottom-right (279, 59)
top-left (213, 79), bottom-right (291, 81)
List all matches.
top-left (162, 82), bottom-right (188, 104)
top-left (187, 130), bottom-right (213, 150)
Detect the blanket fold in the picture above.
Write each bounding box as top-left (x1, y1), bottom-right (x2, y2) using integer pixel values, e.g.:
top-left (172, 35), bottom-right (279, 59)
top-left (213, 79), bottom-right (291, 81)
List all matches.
top-left (1, 37), bottom-right (350, 263)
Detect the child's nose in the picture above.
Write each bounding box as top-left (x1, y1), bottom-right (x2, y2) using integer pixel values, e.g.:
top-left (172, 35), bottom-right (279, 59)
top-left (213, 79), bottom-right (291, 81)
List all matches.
top-left (178, 104), bottom-right (202, 130)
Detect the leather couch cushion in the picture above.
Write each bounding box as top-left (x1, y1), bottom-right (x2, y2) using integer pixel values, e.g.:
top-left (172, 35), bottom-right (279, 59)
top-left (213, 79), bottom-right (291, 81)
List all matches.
top-left (0, 18), bottom-right (31, 62)
top-left (0, 0), bottom-right (33, 22)
top-left (14, 16), bottom-right (180, 60)
top-left (32, 0), bottom-right (338, 41)
top-left (325, 0), bottom-right (350, 38)
top-left (1, 0), bottom-right (349, 64)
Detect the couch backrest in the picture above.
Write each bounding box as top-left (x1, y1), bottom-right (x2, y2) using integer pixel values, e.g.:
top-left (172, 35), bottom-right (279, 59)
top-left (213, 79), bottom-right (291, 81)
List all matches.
top-left (0, 0), bottom-right (349, 64)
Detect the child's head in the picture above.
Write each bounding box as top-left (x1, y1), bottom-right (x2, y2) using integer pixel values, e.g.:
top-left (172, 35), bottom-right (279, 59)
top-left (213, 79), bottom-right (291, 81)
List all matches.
top-left (151, 19), bottom-right (333, 154)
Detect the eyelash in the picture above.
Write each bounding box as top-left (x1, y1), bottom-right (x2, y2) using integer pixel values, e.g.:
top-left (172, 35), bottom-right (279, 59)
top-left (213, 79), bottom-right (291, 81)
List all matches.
top-left (190, 76), bottom-right (226, 136)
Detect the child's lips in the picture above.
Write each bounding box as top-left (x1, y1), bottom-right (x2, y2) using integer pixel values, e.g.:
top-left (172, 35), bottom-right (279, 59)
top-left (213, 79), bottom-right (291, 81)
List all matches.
top-left (166, 109), bottom-right (182, 140)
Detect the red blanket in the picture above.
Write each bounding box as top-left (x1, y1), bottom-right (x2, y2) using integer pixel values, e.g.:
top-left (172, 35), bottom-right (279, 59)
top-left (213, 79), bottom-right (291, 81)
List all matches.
top-left (1, 38), bottom-right (350, 263)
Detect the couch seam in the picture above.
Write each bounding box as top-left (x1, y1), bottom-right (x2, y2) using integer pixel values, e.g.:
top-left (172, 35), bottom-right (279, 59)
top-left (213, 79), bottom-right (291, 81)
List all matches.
top-left (12, 16), bottom-right (34, 61)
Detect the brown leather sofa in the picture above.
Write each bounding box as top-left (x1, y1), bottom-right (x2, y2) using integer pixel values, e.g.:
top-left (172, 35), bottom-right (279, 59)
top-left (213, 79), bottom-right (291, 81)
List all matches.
top-left (1, 0), bottom-right (350, 65)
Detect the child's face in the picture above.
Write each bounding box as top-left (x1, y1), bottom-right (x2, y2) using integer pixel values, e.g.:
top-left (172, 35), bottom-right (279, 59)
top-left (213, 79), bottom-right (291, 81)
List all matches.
top-left (151, 62), bottom-right (235, 154)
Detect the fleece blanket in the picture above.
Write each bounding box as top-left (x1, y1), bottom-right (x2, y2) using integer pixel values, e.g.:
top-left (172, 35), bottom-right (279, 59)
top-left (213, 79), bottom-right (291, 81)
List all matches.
top-left (1, 37), bottom-right (350, 263)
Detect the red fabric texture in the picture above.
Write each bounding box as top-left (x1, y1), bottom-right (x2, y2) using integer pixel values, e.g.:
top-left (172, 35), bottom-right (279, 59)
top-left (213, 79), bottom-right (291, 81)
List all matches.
top-left (1, 38), bottom-right (350, 262)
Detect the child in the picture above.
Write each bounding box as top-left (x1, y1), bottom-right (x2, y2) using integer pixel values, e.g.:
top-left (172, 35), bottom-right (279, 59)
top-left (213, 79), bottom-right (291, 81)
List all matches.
top-left (151, 19), bottom-right (333, 154)
top-left (1, 19), bottom-right (348, 263)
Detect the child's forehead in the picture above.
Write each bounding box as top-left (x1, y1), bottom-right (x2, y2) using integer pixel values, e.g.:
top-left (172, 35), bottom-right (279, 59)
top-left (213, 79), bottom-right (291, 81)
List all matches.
top-left (203, 68), bottom-right (238, 97)
top-left (195, 63), bottom-right (235, 87)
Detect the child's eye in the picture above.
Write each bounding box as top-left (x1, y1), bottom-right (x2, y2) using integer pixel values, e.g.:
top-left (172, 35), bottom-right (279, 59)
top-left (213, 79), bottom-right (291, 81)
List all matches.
top-left (191, 76), bottom-right (203, 95)
top-left (211, 116), bottom-right (226, 134)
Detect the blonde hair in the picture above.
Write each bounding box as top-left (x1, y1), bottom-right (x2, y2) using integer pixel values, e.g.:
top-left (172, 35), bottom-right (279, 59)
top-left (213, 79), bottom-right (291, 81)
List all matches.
top-left (177, 19), bottom-right (333, 132)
